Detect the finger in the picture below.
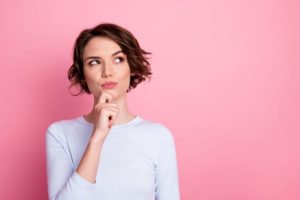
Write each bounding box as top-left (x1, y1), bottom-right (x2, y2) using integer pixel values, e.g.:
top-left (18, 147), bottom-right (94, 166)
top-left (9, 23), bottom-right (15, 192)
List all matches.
top-left (102, 107), bottom-right (118, 116)
top-left (98, 92), bottom-right (114, 104)
top-left (100, 103), bottom-right (118, 108)
top-left (104, 108), bottom-right (119, 116)
top-left (108, 112), bottom-right (118, 127)
top-left (95, 104), bottom-right (120, 112)
top-left (103, 108), bottom-right (119, 116)
top-left (110, 112), bottom-right (118, 122)
top-left (101, 106), bottom-right (118, 116)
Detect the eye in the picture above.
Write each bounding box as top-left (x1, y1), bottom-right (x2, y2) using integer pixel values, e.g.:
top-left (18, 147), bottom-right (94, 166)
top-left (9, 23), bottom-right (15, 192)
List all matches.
top-left (88, 60), bottom-right (100, 66)
top-left (114, 57), bottom-right (125, 63)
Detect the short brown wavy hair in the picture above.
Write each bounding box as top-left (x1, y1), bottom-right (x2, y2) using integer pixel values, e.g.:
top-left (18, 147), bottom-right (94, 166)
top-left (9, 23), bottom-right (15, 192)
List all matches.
top-left (67, 23), bottom-right (152, 96)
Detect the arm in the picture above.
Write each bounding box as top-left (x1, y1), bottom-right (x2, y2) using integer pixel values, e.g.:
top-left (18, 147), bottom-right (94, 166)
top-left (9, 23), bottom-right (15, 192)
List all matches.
top-left (46, 125), bottom-right (105, 200)
top-left (155, 126), bottom-right (181, 200)
top-left (46, 92), bottom-right (118, 200)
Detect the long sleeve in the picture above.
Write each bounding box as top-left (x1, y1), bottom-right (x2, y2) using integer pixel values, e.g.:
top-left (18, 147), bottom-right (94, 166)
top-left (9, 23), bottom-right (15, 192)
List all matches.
top-left (46, 123), bottom-right (96, 200)
top-left (155, 126), bottom-right (181, 200)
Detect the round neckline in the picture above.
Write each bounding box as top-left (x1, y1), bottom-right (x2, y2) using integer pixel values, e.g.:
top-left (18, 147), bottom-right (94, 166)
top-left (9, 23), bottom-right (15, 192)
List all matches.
top-left (78, 115), bottom-right (142, 131)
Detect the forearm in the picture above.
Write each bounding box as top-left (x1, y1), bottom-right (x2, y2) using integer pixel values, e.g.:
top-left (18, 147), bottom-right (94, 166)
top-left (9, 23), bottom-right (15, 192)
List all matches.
top-left (76, 131), bottom-right (106, 183)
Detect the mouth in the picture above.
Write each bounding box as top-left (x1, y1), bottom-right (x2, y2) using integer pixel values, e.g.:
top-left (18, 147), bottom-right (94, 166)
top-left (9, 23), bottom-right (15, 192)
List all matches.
top-left (101, 82), bottom-right (118, 89)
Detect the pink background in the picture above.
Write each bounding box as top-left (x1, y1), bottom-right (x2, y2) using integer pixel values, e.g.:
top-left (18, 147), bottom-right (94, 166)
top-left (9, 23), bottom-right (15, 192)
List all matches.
top-left (0, 0), bottom-right (299, 199)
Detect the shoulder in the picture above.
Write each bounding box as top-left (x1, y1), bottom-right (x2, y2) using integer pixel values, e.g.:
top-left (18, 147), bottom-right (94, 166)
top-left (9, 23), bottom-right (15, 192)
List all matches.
top-left (47, 117), bottom-right (81, 130)
top-left (138, 117), bottom-right (174, 142)
top-left (45, 116), bottom-right (81, 143)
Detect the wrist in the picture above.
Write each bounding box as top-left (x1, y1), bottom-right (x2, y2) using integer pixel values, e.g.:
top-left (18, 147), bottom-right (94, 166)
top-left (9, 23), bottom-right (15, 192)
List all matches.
top-left (90, 131), bottom-right (107, 144)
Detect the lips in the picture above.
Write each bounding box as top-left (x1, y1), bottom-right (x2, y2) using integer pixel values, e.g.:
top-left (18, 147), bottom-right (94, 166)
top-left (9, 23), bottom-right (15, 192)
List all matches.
top-left (101, 81), bottom-right (118, 89)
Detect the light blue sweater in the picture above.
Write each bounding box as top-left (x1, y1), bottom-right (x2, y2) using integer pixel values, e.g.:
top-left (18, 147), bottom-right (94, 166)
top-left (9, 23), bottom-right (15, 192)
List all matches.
top-left (46, 115), bottom-right (180, 200)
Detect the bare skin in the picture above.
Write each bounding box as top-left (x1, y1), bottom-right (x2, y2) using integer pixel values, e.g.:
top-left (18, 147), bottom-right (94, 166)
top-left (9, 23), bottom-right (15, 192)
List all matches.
top-left (75, 36), bottom-right (136, 183)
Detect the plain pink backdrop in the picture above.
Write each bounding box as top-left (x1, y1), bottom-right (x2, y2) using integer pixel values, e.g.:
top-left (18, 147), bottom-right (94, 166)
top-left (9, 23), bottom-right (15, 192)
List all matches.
top-left (0, 0), bottom-right (299, 199)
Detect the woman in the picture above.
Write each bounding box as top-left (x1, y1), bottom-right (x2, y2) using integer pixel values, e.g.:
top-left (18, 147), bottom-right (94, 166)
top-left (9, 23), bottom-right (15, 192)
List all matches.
top-left (46, 23), bottom-right (180, 200)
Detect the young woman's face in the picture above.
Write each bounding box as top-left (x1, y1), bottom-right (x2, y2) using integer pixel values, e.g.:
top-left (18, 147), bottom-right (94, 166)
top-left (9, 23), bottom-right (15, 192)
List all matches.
top-left (83, 36), bottom-right (132, 100)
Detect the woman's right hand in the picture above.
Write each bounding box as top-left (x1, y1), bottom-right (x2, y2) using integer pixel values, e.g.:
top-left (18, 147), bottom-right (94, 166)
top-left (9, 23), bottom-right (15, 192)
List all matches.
top-left (91, 92), bottom-right (119, 141)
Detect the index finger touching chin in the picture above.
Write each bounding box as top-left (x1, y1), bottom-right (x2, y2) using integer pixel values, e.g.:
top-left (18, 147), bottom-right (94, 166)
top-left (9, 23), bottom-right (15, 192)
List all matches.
top-left (98, 92), bottom-right (114, 104)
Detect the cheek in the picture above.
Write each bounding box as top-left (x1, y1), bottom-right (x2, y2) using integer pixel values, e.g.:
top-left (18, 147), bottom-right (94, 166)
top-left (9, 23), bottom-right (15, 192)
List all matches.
top-left (120, 73), bottom-right (130, 86)
top-left (84, 67), bottom-right (100, 81)
top-left (119, 65), bottom-right (131, 78)
top-left (119, 68), bottom-right (131, 87)
top-left (83, 67), bottom-right (91, 81)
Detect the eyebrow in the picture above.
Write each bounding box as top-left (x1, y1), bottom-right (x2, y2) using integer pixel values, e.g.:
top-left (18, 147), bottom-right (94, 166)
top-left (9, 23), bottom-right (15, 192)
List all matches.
top-left (84, 50), bottom-right (123, 62)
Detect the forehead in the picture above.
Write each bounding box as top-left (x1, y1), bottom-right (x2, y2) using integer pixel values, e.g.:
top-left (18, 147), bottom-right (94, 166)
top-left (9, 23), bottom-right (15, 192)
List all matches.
top-left (83, 36), bottom-right (122, 58)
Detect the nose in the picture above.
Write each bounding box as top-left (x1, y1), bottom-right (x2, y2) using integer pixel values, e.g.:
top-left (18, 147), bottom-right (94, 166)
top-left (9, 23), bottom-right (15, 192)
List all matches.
top-left (102, 63), bottom-right (113, 78)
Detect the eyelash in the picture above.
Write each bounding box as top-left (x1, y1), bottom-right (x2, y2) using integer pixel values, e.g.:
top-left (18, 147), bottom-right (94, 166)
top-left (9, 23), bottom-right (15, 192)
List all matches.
top-left (88, 57), bottom-right (125, 66)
